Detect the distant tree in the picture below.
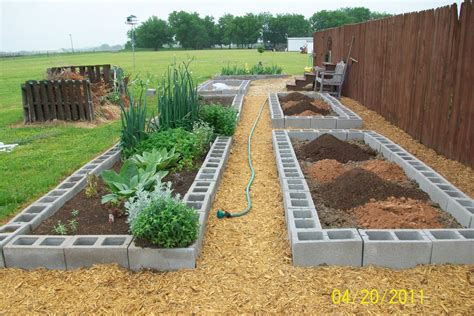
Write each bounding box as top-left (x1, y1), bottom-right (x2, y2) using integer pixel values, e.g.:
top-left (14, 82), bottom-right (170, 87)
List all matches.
top-left (133, 16), bottom-right (172, 50)
top-left (169, 11), bottom-right (210, 49)
top-left (203, 15), bottom-right (218, 47)
top-left (217, 14), bottom-right (235, 48)
top-left (263, 14), bottom-right (311, 46)
top-left (228, 14), bottom-right (261, 48)
top-left (310, 7), bottom-right (392, 31)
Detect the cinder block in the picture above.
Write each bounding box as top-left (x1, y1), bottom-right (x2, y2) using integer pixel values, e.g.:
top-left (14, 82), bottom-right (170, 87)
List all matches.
top-left (336, 118), bottom-right (362, 129)
top-left (188, 181), bottom-right (217, 201)
top-left (183, 191), bottom-right (212, 214)
top-left (4, 235), bottom-right (70, 270)
top-left (0, 223), bottom-right (31, 268)
top-left (360, 229), bottom-right (432, 269)
top-left (445, 198), bottom-right (474, 227)
top-left (322, 130), bottom-right (347, 141)
top-left (285, 116), bottom-right (311, 129)
top-left (310, 117), bottom-right (337, 129)
top-left (292, 229), bottom-right (363, 266)
top-left (424, 229), bottom-right (474, 264)
top-left (283, 191), bottom-right (315, 210)
top-left (363, 133), bottom-right (382, 151)
top-left (281, 178), bottom-right (310, 192)
top-left (64, 235), bottom-right (133, 269)
top-left (286, 130), bottom-right (321, 141)
top-left (346, 129), bottom-right (365, 140)
top-left (272, 117), bottom-right (285, 129)
top-left (192, 212), bottom-right (207, 256)
top-left (128, 239), bottom-right (196, 271)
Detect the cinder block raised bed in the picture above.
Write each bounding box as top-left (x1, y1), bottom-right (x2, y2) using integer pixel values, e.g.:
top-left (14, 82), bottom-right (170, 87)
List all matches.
top-left (273, 129), bottom-right (474, 269)
top-left (269, 92), bottom-right (362, 129)
top-left (0, 137), bottom-right (233, 271)
top-left (198, 93), bottom-right (245, 122)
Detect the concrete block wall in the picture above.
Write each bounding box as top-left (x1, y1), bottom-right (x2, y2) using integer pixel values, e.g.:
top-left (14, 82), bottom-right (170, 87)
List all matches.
top-left (2, 137), bottom-right (233, 271)
top-left (273, 129), bottom-right (474, 268)
top-left (268, 92), bottom-right (363, 129)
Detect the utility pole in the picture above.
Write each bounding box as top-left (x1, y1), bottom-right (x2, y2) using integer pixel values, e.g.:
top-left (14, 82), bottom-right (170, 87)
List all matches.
top-left (126, 15), bottom-right (138, 72)
top-left (69, 34), bottom-right (74, 54)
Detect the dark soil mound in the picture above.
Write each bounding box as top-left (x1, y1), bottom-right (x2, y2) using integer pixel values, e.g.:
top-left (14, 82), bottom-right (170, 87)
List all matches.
top-left (300, 134), bottom-right (375, 163)
top-left (280, 92), bottom-right (312, 102)
top-left (283, 100), bottom-right (330, 116)
top-left (319, 168), bottom-right (429, 210)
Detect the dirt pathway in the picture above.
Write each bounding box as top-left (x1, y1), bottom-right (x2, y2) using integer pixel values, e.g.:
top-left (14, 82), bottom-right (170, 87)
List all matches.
top-left (0, 79), bottom-right (473, 313)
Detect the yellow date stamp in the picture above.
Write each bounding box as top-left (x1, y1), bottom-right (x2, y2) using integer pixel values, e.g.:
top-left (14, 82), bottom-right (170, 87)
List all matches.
top-left (331, 288), bottom-right (424, 305)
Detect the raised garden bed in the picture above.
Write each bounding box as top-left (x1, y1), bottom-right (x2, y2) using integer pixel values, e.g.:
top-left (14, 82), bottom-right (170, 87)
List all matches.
top-left (268, 92), bottom-right (362, 129)
top-left (198, 83), bottom-right (245, 122)
top-left (273, 129), bottom-right (474, 269)
top-left (213, 74), bottom-right (289, 80)
top-left (0, 137), bottom-right (233, 271)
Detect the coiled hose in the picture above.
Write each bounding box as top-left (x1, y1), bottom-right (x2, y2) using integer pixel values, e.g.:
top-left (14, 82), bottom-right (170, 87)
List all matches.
top-left (216, 98), bottom-right (267, 219)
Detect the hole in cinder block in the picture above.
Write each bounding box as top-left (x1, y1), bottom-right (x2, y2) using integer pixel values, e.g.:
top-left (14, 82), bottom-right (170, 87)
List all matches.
top-left (366, 231), bottom-right (394, 240)
top-left (186, 201), bottom-right (202, 210)
top-left (68, 176), bottom-right (83, 182)
top-left (25, 205), bottom-right (46, 214)
top-left (13, 214), bottom-right (36, 223)
top-left (280, 154), bottom-right (292, 158)
top-left (13, 237), bottom-right (37, 246)
top-left (459, 230), bottom-right (474, 239)
top-left (295, 219), bottom-right (315, 228)
top-left (285, 172), bottom-right (300, 178)
top-left (455, 199), bottom-right (473, 207)
top-left (38, 196), bottom-right (57, 203)
top-left (289, 192), bottom-right (307, 199)
top-left (0, 235), bottom-right (7, 241)
top-left (0, 225), bottom-right (21, 233)
top-left (430, 230), bottom-right (460, 240)
top-left (422, 172), bottom-right (436, 177)
top-left (292, 210), bottom-right (312, 218)
top-left (195, 182), bottom-right (211, 187)
top-left (287, 179), bottom-right (304, 185)
top-left (414, 166), bottom-right (429, 171)
top-left (327, 230), bottom-right (355, 240)
top-left (40, 237), bottom-right (66, 246)
top-left (298, 231), bottom-right (323, 241)
top-left (210, 154), bottom-right (223, 158)
top-left (428, 177), bottom-right (443, 184)
top-left (102, 237), bottom-right (126, 246)
top-left (466, 207), bottom-right (474, 214)
top-left (289, 184), bottom-right (305, 190)
top-left (59, 182), bottom-right (75, 189)
top-left (73, 237), bottom-right (98, 246)
top-left (83, 164), bottom-right (98, 170)
top-left (284, 168), bottom-right (298, 173)
top-left (192, 187), bottom-right (208, 193)
top-left (208, 159), bottom-right (221, 164)
top-left (394, 231), bottom-right (423, 240)
top-left (188, 195), bottom-right (205, 202)
top-left (437, 184), bottom-right (455, 191)
top-left (279, 150), bottom-right (291, 154)
top-left (446, 191), bottom-right (463, 198)
top-left (49, 190), bottom-right (66, 197)
top-left (198, 174), bottom-right (214, 180)
top-left (291, 200), bottom-right (309, 207)
top-left (205, 163), bottom-right (219, 168)
top-left (76, 170), bottom-right (88, 175)
top-left (283, 163), bottom-right (296, 168)
top-left (401, 157), bottom-right (415, 161)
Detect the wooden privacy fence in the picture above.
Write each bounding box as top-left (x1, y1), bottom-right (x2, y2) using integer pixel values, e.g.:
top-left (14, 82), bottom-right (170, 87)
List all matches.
top-left (21, 80), bottom-right (94, 122)
top-left (47, 64), bottom-right (112, 84)
top-left (313, 1), bottom-right (473, 168)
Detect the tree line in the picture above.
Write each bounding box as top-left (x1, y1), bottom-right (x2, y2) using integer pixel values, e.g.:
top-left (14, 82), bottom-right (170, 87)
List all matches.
top-left (127, 7), bottom-right (391, 50)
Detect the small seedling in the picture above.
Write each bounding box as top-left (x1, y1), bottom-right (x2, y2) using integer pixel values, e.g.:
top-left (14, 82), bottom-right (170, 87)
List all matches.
top-left (53, 221), bottom-right (68, 235)
top-left (68, 219), bottom-right (79, 232)
top-left (71, 209), bottom-right (80, 217)
top-left (85, 174), bottom-right (98, 198)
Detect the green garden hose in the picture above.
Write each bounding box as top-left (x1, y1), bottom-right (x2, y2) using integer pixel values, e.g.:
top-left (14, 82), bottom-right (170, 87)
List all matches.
top-left (216, 98), bottom-right (267, 219)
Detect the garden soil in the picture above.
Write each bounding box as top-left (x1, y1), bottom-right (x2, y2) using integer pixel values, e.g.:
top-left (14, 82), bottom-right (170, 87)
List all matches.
top-left (279, 92), bottom-right (335, 116)
top-left (1, 78), bottom-right (473, 314)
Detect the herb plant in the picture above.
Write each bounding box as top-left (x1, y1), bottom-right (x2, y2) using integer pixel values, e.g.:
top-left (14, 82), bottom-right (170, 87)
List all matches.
top-left (199, 105), bottom-right (238, 136)
top-left (130, 147), bottom-right (180, 173)
top-left (53, 221), bottom-right (68, 235)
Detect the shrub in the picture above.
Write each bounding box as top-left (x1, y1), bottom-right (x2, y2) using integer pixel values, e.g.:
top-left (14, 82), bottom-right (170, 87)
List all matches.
top-left (128, 187), bottom-right (199, 248)
top-left (221, 63), bottom-right (283, 75)
top-left (257, 45), bottom-right (265, 54)
top-left (134, 128), bottom-right (203, 170)
top-left (157, 60), bottom-right (200, 130)
top-left (199, 105), bottom-right (238, 136)
top-left (192, 120), bottom-right (215, 154)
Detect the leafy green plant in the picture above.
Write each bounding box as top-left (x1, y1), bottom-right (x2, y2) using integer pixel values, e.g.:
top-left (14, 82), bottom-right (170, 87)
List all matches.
top-left (120, 93), bottom-right (149, 158)
top-left (100, 160), bottom-right (167, 204)
top-left (134, 128), bottom-right (203, 170)
top-left (128, 189), bottom-right (199, 248)
top-left (71, 209), bottom-right (80, 217)
top-left (85, 174), bottom-right (98, 198)
top-left (157, 59), bottom-right (200, 130)
top-left (199, 105), bottom-right (238, 136)
top-left (130, 147), bottom-right (180, 173)
top-left (192, 120), bottom-right (214, 154)
top-left (221, 63), bottom-right (283, 75)
top-left (68, 218), bottom-right (79, 232)
top-left (257, 45), bottom-right (265, 54)
top-left (53, 221), bottom-right (68, 235)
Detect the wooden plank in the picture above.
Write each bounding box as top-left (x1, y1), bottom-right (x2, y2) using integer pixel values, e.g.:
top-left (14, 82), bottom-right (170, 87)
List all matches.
top-left (61, 80), bottom-right (72, 120)
top-left (46, 80), bottom-right (57, 120)
top-left (94, 66), bottom-right (101, 83)
top-left (24, 82), bottom-right (36, 122)
top-left (103, 64), bottom-right (111, 85)
top-left (21, 84), bottom-right (29, 123)
top-left (54, 80), bottom-right (64, 120)
top-left (74, 80), bottom-right (86, 120)
top-left (67, 80), bottom-right (78, 120)
top-left (31, 81), bottom-right (44, 121)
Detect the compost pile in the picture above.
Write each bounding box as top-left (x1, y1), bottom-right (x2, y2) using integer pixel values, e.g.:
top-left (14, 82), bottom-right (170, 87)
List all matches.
top-left (299, 133), bottom-right (375, 163)
top-left (279, 92), bottom-right (334, 116)
top-left (48, 70), bottom-right (123, 122)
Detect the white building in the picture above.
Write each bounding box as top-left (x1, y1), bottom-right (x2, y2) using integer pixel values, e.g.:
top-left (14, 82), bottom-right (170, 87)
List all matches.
top-left (287, 37), bottom-right (313, 52)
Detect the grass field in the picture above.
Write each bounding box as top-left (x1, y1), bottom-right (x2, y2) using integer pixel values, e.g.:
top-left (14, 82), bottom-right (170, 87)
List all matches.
top-left (0, 49), bottom-right (307, 221)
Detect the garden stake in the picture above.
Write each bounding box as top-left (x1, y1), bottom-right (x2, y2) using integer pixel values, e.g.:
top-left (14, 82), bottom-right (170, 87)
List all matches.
top-left (216, 98), bottom-right (267, 219)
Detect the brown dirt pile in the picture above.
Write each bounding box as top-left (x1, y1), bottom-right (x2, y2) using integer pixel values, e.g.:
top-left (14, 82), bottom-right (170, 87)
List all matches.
top-left (283, 100), bottom-right (331, 116)
top-left (319, 168), bottom-right (429, 210)
top-left (360, 160), bottom-right (408, 182)
top-left (279, 92), bottom-right (311, 102)
top-left (300, 134), bottom-right (375, 163)
top-left (353, 197), bottom-right (445, 229)
top-left (305, 159), bottom-right (346, 183)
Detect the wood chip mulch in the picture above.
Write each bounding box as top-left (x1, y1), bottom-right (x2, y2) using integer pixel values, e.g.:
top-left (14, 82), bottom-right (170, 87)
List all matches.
top-left (0, 79), bottom-right (473, 314)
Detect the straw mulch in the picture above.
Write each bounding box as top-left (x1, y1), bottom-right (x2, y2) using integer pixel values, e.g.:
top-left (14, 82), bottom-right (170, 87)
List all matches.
top-left (0, 79), bottom-right (473, 314)
top-left (340, 97), bottom-right (474, 198)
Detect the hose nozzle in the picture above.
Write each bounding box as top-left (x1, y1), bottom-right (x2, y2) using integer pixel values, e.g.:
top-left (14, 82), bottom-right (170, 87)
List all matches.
top-left (216, 209), bottom-right (231, 219)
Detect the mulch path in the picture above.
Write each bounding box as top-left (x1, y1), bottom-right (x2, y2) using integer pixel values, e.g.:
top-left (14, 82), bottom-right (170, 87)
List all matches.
top-left (0, 79), bottom-right (472, 314)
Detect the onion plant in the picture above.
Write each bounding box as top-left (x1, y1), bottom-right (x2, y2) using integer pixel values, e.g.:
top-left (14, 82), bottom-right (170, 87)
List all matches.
top-left (157, 60), bottom-right (199, 130)
top-left (120, 91), bottom-right (148, 158)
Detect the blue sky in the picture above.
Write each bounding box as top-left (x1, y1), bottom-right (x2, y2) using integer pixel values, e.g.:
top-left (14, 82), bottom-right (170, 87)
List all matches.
top-left (0, 0), bottom-right (463, 52)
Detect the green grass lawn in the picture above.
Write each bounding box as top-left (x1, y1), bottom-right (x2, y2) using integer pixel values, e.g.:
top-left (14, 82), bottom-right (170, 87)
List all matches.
top-left (0, 49), bottom-right (307, 221)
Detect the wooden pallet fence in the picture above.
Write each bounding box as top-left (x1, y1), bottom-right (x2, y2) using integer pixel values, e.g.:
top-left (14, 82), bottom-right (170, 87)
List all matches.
top-left (313, 1), bottom-right (474, 168)
top-left (21, 80), bottom-right (94, 123)
top-left (47, 64), bottom-right (111, 84)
